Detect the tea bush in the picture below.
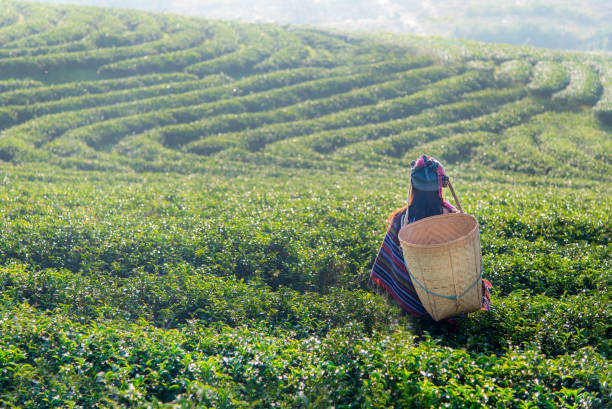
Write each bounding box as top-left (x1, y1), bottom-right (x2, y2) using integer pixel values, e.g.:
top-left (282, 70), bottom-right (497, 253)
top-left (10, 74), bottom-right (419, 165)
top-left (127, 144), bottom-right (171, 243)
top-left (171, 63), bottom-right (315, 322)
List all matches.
top-left (0, 78), bottom-right (43, 93)
top-left (552, 62), bottom-right (602, 106)
top-left (0, 73), bottom-right (197, 107)
top-left (528, 61), bottom-right (570, 95)
top-left (594, 64), bottom-right (612, 123)
top-left (494, 59), bottom-right (533, 85)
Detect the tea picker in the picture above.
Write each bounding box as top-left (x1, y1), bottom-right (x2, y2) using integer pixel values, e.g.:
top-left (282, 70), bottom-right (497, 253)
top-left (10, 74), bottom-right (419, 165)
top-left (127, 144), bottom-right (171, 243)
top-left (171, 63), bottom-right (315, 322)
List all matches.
top-left (370, 155), bottom-right (492, 322)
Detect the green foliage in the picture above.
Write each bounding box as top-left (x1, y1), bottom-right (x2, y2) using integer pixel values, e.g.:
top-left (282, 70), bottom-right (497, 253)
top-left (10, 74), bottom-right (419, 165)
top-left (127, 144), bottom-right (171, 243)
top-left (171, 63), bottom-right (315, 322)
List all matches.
top-left (0, 1), bottom-right (610, 407)
top-left (0, 78), bottom-right (43, 93)
top-left (494, 59), bottom-right (533, 85)
top-left (0, 73), bottom-right (197, 107)
top-left (593, 64), bottom-right (612, 123)
top-left (552, 62), bottom-right (602, 106)
top-left (528, 61), bottom-right (570, 95)
top-left (0, 304), bottom-right (609, 408)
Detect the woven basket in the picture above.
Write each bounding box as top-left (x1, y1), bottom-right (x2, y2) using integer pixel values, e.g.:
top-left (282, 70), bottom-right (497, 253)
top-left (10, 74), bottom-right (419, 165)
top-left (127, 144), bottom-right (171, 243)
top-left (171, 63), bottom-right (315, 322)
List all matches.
top-left (398, 213), bottom-right (482, 321)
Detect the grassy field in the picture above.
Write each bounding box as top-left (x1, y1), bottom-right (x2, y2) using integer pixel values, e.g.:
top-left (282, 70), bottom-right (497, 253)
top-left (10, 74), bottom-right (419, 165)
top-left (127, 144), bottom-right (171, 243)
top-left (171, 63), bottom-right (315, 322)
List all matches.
top-left (0, 1), bottom-right (610, 407)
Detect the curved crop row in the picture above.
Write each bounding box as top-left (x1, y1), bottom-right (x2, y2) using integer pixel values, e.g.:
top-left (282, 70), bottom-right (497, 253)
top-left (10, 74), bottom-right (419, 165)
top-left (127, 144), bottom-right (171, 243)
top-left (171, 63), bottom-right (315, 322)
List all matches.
top-left (0, 3), bottom-right (63, 46)
top-left (528, 60), bottom-right (570, 95)
top-left (185, 66), bottom-right (457, 155)
top-left (0, 74), bottom-right (231, 129)
top-left (293, 28), bottom-right (354, 53)
top-left (49, 60), bottom-right (426, 151)
top-left (0, 72), bottom-right (197, 106)
top-left (89, 10), bottom-right (165, 48)
top-left (0, 60), bottom-right (417, 160)
top-left (185, 45), bottom-right (275, 77)
top-left (334, 97), bottom-right (547, 162)
top-left (97, 22), bottom-right (238, 77)
top-left (184, 24), bottom-right (282, 76)
top-left (81, 60), bottom-right (436, 152)
top-left (593, 64), bottom-right (612, 123)
top-left (76, 68), bottom-right (409, 150)
top-left (0, 22), bottom-right (213, 79)
top-left (302, 87), bottom-right (527, 154)
top-left (551, 62), bottom-right (602, 105)
top-left (3, 9), bottom-right (98, 49)
top-left (0, 6), bottom-right (161, 59)
top-left (0, 40), bottom-right (91, 59)
top-left (0, 79), bottom-right (43, 93)
top-left (3, 5), bottom-right (168, 50)
top-left (254, 40), bottom-right (313, 71)
top-left (476, 111), bottom-right (612, 178)
top-left (242, 87), bottom-right (525, 159)
top-left (157, 65), bottom-right (453, 149)
top-left (186, 67), bottom-right (481, 156)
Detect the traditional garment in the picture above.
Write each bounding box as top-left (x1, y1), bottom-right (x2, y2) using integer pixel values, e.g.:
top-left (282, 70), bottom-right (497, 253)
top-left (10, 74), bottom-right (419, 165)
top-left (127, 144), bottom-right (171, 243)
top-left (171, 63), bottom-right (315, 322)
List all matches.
top-left (370, 208), bottom-right (492, 319)
top-left (372, 154), bottom-right (492, 320)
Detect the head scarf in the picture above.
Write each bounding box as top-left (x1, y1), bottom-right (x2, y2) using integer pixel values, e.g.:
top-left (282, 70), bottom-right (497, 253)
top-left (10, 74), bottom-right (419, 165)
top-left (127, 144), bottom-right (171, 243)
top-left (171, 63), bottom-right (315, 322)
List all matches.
top-left (410, 155), bottom-right (448, 198)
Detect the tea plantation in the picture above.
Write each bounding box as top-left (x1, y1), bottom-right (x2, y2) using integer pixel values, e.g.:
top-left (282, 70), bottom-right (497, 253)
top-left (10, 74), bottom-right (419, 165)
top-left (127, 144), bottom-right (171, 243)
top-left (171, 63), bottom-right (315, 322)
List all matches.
top-left (0, 1), bottom-right (610, 408)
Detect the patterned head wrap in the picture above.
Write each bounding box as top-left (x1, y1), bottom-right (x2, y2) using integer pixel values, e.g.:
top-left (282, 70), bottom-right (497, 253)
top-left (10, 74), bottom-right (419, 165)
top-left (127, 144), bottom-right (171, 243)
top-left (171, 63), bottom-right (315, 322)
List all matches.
top-left (410, 155), bottom-right (448, 197)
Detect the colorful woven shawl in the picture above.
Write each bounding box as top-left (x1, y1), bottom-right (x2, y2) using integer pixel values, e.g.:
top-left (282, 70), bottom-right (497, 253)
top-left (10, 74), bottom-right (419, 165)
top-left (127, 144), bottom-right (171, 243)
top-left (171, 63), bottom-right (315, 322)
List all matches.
top-left (370, 210), bottom-right (492, 318)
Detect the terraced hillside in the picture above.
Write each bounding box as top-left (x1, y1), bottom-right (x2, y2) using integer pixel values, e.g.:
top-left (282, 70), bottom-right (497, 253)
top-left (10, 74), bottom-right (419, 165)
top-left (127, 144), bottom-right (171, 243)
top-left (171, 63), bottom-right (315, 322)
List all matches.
top-left (0, 1), bottom-right (610, 408)
top-left (0, 0), bottom-right (610, 175)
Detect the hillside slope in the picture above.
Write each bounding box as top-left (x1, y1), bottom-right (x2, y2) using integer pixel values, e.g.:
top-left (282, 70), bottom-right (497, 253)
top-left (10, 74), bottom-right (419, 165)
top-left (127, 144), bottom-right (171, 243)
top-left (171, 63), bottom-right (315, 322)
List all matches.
top-left (0, 0), bottom-right (610, 179)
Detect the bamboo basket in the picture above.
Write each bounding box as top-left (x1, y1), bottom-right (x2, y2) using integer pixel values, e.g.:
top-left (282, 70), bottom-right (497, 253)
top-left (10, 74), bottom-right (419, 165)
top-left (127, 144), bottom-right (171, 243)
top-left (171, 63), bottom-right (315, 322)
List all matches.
top-left (398, 212), bottom-right (483, 321)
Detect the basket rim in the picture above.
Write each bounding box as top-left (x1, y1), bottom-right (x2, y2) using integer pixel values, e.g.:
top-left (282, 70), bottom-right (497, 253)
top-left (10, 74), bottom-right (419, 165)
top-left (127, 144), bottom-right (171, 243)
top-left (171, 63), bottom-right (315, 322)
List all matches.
top-left (398, 213), bottom-right (479, 249)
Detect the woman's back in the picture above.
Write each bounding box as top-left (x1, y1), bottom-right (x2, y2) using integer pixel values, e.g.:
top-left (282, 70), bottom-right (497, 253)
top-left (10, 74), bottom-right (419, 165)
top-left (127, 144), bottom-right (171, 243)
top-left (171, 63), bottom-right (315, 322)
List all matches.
top-left (371, 154), bottom-right (490, 321)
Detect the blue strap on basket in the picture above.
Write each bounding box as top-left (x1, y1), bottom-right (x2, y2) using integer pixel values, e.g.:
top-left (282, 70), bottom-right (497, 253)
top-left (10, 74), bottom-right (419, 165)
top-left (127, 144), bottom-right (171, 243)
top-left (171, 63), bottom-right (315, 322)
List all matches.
top-left (406, 270), bottom-right (482, 300)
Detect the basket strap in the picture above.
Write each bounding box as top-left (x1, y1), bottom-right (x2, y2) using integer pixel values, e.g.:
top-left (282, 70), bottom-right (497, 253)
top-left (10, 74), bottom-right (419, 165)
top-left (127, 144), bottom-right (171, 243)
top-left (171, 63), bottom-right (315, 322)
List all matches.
top-left (406, 269), bottom-right (481, 301)
top-left (447, 180), bottom-right (464, 213)
top-left (402, 175), bottom-right (412, 228)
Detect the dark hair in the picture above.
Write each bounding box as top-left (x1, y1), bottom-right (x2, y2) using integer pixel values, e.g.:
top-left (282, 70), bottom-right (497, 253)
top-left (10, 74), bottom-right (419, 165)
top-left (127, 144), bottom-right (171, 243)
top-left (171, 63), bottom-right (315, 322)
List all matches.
top-left (386, 187), bottom-right (446, 229)
top-left (407, 187), bottom-right (443, 222)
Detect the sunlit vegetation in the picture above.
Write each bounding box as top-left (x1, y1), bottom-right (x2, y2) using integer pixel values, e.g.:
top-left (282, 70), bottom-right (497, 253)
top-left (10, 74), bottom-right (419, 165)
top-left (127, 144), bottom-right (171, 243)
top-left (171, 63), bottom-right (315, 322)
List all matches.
top-left (594, 64), bottom-right (612, 123)
top-left (0, 1), bottom-right (610, 407)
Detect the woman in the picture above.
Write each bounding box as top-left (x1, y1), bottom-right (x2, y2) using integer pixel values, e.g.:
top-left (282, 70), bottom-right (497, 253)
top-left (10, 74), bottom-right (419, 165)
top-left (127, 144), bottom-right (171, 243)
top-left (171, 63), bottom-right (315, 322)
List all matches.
top-left (370, 154), bottom-right (491, 319)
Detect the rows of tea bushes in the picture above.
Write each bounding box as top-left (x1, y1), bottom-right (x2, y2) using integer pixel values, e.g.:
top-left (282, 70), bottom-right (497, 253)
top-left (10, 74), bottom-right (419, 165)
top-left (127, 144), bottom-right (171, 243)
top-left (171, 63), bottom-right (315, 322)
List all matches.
top-left (0, 75), bottom-right (232, 128)
top-left (96, 22), bottom-right (242, 77)
top-left (0, 2), bottom-right (62, 46)
top-left (294, 88), bottom-right (525, 154)
top-left (156, 64), bottom-right (452, 148)
top-left (0, 58), bottom-right (429, 159)
top-left (0, 1), bottom-right (610, 171)
top-left (4, 15), bottom-right (92, 49)
top-left (219, 69), bottom-right (490, 156)
top-left (75, 61), bottom-right (434, 150)
top-left (0, 31), bottom-right (205, 79)
top-left (0, 72), bottom-right (197, 107)
top-left (0, 2), bottom-right (610, 407)
top-left (192, 87), bottom-right (524, 157)
top-left (0, 4), bottom-right (212, 79)
top-left (0, 165), bottom-right (609, 407)
top-left (332, 96), bottom-right (549, 162)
